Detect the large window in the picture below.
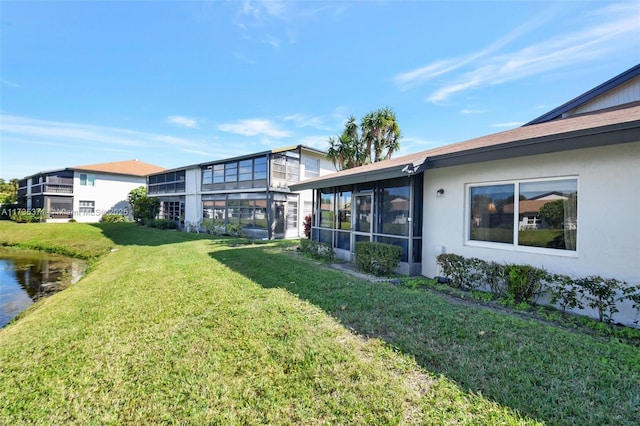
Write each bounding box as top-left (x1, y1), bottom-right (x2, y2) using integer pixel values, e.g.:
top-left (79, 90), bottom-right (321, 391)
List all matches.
top-left (203, 197), bottom-right (268, 230)
top-left (202, 157), bottom-right (267, 191)
top-left (469, 178), bottom-right (577, 251)
top-left (470, 184), bottom-right (514, 243)
top-left (148, 170), bottom-right (186, 194)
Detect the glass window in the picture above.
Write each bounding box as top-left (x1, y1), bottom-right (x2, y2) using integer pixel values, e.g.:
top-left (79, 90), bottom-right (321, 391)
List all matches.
top-left (355, 194), bottom-right (372, 232)
top-left (518, 179), bottom-right (577, 250)
top-left (254, 157), bottom-right (267, 180)
top-left (79, 200), bottom-right (95, 215)
top-left (470, 184), bottom-right (515, 243)
top-left (238, 159), bottom-right (253, 181)
top-left (202, 168), bottom-right (213, 185)
top-left (469, 178), bottom-right (577, 251)
top-left (336, 191), bottom-right (351, 231)
top-left (286, 201), bottom-right (298, 229)
top-left (79, 173), bottom-right (95, 186)
top-left (212, 164), bottom-right (224, 183)
top-left (319, 189), bottom-right (334, 228)
top-left (379, 182), bottom-right (410, 236)
top-left (203, 200), bottom-right (226, 220)
top-left (304, 158), bottom-right (320, 178)
top-left (225, 163), bottom-right (238, 182)
top-left (254, 199), bottom-right (268, 229)
top-left (272, 156), bottom-right (286, 180)
top-left (335, 230), bottom-right (350, 250)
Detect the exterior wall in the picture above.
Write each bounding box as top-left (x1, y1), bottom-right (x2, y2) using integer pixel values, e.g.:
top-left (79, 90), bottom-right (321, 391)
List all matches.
top-left (184, 168), bottom-right (201, 227)
top-left (72, 172), bottom-right (145, 223)
top-left (568, 77), bottom-right (640, 117)
top-left (421, 142), bottom-right (640, 325)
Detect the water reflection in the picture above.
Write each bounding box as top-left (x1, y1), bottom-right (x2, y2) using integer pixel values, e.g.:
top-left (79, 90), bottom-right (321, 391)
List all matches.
top-left (0, 249), bottom-right (86, 328)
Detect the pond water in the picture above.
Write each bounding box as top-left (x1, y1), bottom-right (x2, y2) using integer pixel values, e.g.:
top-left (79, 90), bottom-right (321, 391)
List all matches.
top-left (0, 249), bottom-right (87, 328)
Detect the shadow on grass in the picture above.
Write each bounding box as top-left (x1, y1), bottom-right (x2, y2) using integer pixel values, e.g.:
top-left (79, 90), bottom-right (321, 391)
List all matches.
top-left (208, 241), bottom-right (640, 426)
top-left (89, 222), bottom-right (231, 247)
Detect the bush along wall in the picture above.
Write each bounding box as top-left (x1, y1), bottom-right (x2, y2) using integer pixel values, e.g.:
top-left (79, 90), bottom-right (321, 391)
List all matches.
top-left (436, 253), bottom-right (640, 326)
top-left (354, 241), bottom-right (402, 276)
top-left (299, 239), bottom-right (335, 262)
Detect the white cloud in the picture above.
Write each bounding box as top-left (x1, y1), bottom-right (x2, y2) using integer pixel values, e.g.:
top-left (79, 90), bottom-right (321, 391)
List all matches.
top-left (217, 119), bottom-right (292, 138)
top-left (298, 135), bottom-right (331, 150)
top-left (282, 113), bottom-right (328, 130)
top-left (394, 3), bottom-right (639, 102)
top-left (1, 79), bottom-right (21, 89)
top-left (0, 114), bottom-right (204, 150)
top-left (491, 121), bottom-right (525, 128)
top-left (262, 34), bottom-right (281, 48)
top-left (460, 108), bottom-right (488, 115)
top-left (167, 115), bottom-right (199, 129)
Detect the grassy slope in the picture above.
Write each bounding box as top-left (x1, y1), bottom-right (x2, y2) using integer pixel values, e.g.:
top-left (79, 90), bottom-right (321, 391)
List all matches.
top-left (0, 222), bottom-right (638, 424)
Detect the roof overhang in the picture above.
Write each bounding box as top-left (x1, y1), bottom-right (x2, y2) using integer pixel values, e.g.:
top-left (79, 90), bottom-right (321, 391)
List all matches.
top-left (425, 119), bottom-right (640, 170)
top-left (290, 163), bottom-right (421, 191)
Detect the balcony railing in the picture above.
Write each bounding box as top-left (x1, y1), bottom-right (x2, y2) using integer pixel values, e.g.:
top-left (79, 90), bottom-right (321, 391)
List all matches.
top-left (35, 183), bottom-right (73, 194)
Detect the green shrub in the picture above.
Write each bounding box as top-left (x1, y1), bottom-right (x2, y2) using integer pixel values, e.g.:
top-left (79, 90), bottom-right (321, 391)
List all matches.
top-left (100, 214), bottom-right (128, 223)
top-left (436, 254), bottom-right (483, 290)
top-left (577, 275), bottom-right (624, 323)
top-left (504, 263), bottom-right (546, 304)
top-left (480, 260), bottom-right (506, 298)
top-left (225, 223), bottom-right (245, 237)
top-left (548, 273), bottom-right (584, 315)
top-left (151, 218), bottom-right (176, 230)
top-left (299, 239), bottom-right (335, 262)
top-left (436, 253), bottom-right (465, 287)
top-left (354, 241), bottom-right (402, 276)
top-left (201, 218), bottom-right (224, 235)
top-left (10, 209), bottom-right (47, 223)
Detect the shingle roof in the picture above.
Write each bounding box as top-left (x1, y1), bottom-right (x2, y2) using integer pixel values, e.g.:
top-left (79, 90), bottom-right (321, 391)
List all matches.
top-left (525, 64), bottom-right (640, 125)
top-left (71, 159), bottom-right (165, 177)
top-left (291, 103), bottom-right (640, 190)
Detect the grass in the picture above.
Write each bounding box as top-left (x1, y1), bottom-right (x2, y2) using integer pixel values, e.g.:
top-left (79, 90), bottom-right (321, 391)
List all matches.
top-left (0, 222), bottom-right (638, 425)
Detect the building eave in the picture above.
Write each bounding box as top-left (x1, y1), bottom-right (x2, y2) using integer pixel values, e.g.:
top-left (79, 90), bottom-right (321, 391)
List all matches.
top-left (425, 119), bottom-right (640, 169)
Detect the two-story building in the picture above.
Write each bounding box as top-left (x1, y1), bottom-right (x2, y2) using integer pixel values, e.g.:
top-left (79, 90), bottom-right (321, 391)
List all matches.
top-left (18, 159), bottom-right (165, 222)
top-left (147, 145), bottom-right (334, 239)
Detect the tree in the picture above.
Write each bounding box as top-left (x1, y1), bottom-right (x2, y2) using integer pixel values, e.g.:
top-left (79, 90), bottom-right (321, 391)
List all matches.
top-left (0, 178), bottom-right (18, 205)
top-left (327, 107), bottom-right (402, 170)
top-left (128, 186), bottom-right (159, 224)
top-left (538, 200), bottom-right (565, 228)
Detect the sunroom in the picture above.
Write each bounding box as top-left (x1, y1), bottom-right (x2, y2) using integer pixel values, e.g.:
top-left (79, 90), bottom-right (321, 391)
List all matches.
top-left (290, 153), bottom-right (427, 275)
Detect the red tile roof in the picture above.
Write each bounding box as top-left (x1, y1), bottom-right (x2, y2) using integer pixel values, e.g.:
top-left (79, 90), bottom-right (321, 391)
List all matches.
top-left (71, 159), bottom-right (165, 177)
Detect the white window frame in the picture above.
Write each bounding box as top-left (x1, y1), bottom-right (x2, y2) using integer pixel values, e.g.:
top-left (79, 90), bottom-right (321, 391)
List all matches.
top-left (465, 176), bottom-right (579, 257)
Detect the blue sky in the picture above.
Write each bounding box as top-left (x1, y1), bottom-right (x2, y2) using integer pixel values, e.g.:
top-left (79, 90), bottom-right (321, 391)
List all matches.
top-left (1, 0), bottom-right (638, 180)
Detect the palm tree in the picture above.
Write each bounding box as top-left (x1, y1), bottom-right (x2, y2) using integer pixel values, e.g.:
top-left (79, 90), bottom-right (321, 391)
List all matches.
top-left (363, 107), bottom-right (402, 163)
top-left (326, 108), bottom-right (402, 170)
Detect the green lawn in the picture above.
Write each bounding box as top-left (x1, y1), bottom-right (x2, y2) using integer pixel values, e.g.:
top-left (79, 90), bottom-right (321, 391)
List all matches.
top-left (1, 222), bottom-right (638, 425)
